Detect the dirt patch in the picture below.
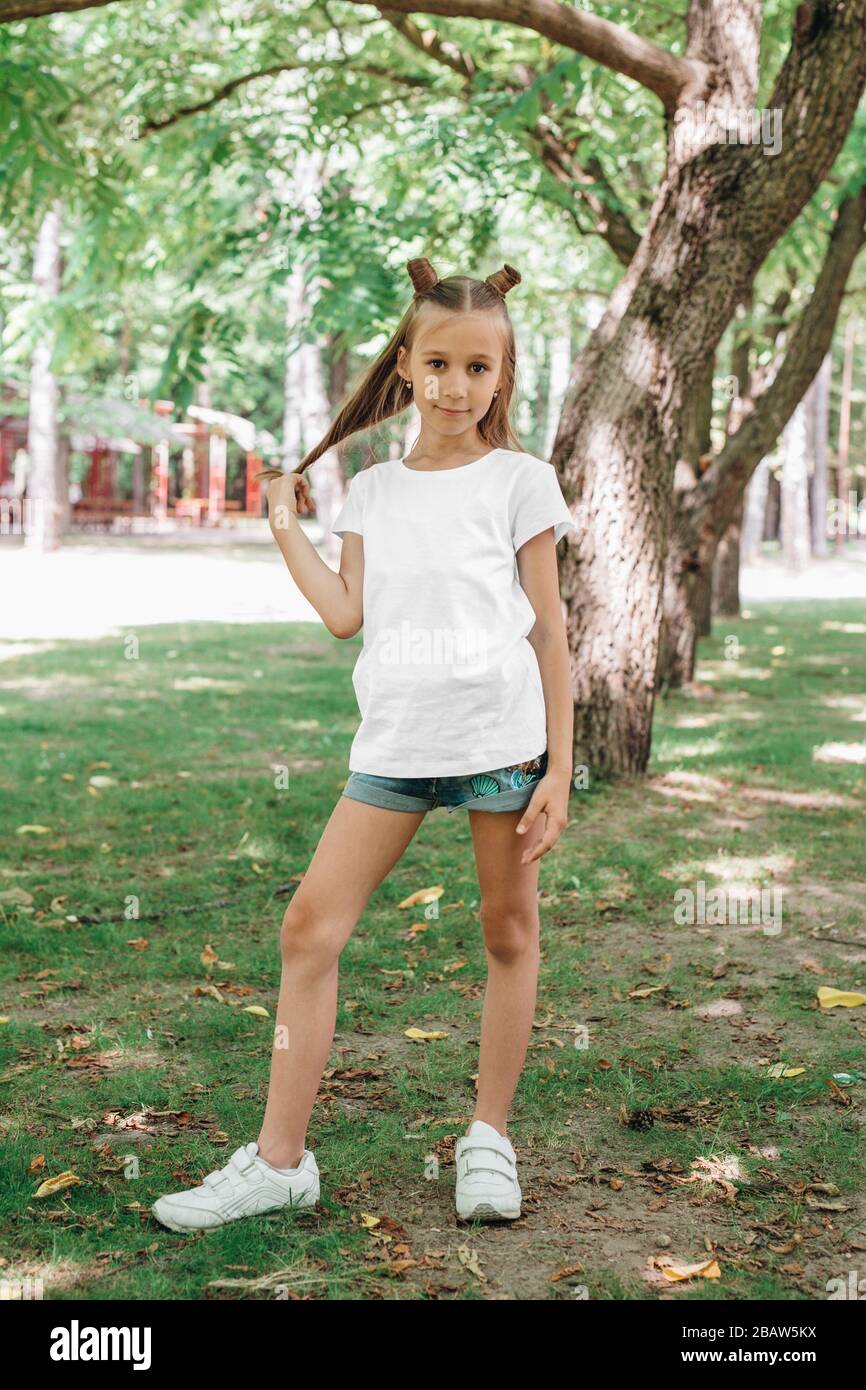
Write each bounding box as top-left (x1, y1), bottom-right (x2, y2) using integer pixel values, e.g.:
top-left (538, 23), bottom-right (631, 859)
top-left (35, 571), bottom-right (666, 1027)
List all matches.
top-left (367, 1110), bottom-right (866, 1300)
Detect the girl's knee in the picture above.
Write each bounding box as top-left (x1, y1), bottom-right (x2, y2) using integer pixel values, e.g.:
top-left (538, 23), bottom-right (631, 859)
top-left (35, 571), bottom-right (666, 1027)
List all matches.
top-left (279, 899), bottom-right (350, 965)
top-left (479, 903), bottom-right (539, 963)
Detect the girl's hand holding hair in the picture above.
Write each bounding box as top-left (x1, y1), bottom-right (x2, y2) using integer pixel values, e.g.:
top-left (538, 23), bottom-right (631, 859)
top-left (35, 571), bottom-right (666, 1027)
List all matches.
top-left (256, 466), bottom-right (316, 531)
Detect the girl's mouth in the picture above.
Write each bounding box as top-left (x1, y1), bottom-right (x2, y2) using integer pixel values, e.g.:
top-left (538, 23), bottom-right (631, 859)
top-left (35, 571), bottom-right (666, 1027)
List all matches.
top-left (438, 407), bottom-right (469, 416)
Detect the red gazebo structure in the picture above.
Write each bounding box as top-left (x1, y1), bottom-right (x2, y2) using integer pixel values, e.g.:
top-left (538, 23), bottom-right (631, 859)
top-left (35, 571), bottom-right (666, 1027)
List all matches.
top-left (0, 396), bottom-right (281, 532)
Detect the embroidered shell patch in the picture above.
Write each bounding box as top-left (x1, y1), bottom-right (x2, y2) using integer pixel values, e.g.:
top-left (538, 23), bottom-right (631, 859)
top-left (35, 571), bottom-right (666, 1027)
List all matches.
top-left (505, 755), bottom-right (545, 789)
top-left (470, 773), bottom-right (501, 799)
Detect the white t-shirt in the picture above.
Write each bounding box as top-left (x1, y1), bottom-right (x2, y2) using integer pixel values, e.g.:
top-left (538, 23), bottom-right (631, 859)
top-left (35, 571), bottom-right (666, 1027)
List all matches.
top-left (331, 447), bottom-right (575, 777)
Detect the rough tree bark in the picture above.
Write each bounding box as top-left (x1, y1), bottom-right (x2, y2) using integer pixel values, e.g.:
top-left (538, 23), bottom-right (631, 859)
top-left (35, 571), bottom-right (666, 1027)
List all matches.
top-left (710, 298), bottom-right (753, 622)
top-left (712, 492), bottom-right (744, 619)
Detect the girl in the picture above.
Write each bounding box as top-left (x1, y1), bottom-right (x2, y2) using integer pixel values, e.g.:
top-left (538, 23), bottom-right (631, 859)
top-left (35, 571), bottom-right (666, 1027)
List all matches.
top-left (152, 257), bottom-right (575, 1231)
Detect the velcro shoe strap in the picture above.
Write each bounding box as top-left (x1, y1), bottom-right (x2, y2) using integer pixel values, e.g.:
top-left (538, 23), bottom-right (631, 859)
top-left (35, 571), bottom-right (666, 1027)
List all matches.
top-left (457, 1145), bottom-right (516, 1178)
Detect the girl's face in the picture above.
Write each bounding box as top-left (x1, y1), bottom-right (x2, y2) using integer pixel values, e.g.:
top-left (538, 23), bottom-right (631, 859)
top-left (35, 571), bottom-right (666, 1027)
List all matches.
top-left (397, 311), bottom-right (504, 441)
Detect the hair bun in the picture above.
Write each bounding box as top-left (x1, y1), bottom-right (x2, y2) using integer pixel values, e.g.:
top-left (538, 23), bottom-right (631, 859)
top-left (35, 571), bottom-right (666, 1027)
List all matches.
top-left (406, 257), bottom-right (440, 296)
top-left (485, 263), bottom-right (521, 298)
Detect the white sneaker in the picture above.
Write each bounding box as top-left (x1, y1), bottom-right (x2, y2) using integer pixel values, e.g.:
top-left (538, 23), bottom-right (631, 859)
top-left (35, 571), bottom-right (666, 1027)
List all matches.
top-left (454, 1120), bottom-right (522, 1221)
top-left (151, 1141), bottom-right (320, 1232)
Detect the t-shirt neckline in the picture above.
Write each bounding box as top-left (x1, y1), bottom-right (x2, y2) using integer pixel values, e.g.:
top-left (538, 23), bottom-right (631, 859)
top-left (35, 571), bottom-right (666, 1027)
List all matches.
top-left (399, 447), bottom-right (504, 475)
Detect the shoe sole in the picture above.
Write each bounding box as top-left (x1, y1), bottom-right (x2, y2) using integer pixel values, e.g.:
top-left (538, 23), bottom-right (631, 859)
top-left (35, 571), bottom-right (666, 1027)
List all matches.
top-left (456, 1200), bottom-right (521, 1221)
top-left (152, 1188), bottom-right (320, 1232)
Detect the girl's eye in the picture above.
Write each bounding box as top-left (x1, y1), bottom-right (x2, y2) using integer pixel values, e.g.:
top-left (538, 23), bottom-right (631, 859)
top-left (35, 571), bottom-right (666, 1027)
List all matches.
top-left (428, 360), bottom-right (487, 373)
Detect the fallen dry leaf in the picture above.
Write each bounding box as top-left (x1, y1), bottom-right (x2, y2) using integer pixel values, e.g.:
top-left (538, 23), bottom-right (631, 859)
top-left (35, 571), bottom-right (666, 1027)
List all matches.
top-left (34, 1171), bottom-right (81, 1198)
top-left (397, 885), bottom-right (444, 909)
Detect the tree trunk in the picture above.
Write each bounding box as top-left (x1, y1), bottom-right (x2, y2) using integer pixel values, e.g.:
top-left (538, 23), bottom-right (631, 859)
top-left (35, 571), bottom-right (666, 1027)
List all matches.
top-left (657, 541), bottom-right (697, 694)
top-left (741, 456), bottom-right (770, 563)
top-left (781, 399), bottom-right (811, 572)
top-left (710, 298), bottom-right (754, 621)
top-left (25, 200), bottom-right (64, 552)
top-left (56, 426), bottom-right (71, 533)
top-left (656, 344), bottom-right (716, 688)
top-left (809, 350), bottom-right (831, 556)
top-left (712, 492), bottom-right (744, 618)
top-left (765, 469), bottom-right (781, 543)
top-left (835, 316), bottom-right (855, 551)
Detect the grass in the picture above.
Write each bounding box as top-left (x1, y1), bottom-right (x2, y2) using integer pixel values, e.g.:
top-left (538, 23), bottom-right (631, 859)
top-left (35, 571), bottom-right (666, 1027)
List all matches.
top-left (1, 600), bottom-right (865, 1300)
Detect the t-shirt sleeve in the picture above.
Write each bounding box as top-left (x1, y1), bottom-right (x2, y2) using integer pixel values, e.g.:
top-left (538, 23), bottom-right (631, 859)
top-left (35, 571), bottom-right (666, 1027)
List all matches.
top-left (509, 459), bottom-right (576, 552)
top-left (331, 470), bottom-right (366, 538)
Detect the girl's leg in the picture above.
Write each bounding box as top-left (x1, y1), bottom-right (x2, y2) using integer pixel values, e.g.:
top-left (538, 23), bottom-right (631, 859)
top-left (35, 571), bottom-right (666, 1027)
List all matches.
top-left (257, 796), bottom-right (426, 1168)
top-left (465, 806), bottom-right (547, 1136)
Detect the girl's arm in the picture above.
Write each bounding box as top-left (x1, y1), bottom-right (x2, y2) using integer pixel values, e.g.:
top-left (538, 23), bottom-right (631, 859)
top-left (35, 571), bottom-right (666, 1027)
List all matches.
top-left (513, 528), bottom-right (573, 861)
top-left (265, 472), bottom-right (364, 639)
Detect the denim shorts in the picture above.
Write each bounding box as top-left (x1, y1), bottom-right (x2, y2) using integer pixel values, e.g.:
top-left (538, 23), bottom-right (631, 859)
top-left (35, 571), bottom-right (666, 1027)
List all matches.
top-left (341, 750), bottom-right (548, 815)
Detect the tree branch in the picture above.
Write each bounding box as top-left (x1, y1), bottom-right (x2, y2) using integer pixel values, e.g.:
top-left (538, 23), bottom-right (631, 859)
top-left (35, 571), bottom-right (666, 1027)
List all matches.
top-left (737, 1), bottom-right (866, 244)
top-left (140, 63), bottom-right (306, 135)
top-left (378, 9), bottom-right (477, 79)
top-left (0, 0), bottom-right (132, 18)
top-left (685, 187), bottom-right (866, 534)
top-left (360, 0), bottom-right (707, 111)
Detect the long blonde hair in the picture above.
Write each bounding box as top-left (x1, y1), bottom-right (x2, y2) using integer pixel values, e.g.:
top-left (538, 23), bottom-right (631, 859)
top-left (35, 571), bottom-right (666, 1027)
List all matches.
top-left (256, 257), bottom-right (524, 482)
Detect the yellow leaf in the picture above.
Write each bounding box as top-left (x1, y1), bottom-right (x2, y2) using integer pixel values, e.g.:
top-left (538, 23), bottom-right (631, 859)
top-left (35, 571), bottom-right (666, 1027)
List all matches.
top-left (659, 1257), bottom-right (721, 1282)
top-left (766, 1063), bottom-right (806, 1078)
top-left (397, 884), bottom-right (444, 909)
top-left (88, 775), bottom-right (117, 789)
top-left (15, 824), bottom-right (52, 835)
top-left (34, 1171), bottom-right (81, 1198)
top-left (361, 1213), bottom-right (380, 1229)
top-left (404, 1026), bottom-right (448, 1041)
top-left (242, 1005), bottom-right (270, 1018)
top-left (201, 943), bottom-right (218, 968)
top-left (628, 985), bottom-right (668, 999)
top-left (0, 1016), bottom-right (10, 1025)
top-left (817, 987), bottom-right (866, 1009)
